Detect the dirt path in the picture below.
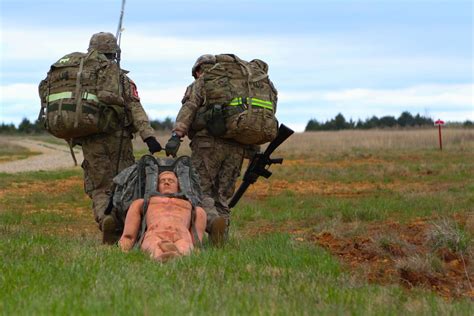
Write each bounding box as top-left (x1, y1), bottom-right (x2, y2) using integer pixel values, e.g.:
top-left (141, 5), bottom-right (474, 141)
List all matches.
top-left (0, 138), bottom-right (82, 173)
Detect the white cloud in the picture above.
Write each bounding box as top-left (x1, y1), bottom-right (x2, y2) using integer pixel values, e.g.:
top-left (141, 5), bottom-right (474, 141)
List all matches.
top-left (279, 84), bottom-right (473, 109)
top-left (322, 84), bottom-right (473, 106)
top-left (1, 83), bottom-right (38, 102)
top-left (1, 25), bottom-right (472, 128)
top-left (1, 27), bottom-right (285, 63)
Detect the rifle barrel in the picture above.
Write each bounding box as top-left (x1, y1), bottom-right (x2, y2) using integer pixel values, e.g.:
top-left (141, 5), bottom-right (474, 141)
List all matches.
top-left (228, 181), bottom-right (251, 208)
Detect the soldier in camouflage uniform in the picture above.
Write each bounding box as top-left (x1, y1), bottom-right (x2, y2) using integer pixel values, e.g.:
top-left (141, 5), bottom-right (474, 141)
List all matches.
top-left (77, 32), bottom-right (162, 244)
top-left (165, 55), bottom-right (247, 246)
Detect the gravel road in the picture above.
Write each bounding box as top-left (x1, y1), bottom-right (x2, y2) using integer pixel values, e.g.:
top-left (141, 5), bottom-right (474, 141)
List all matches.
top-left (0, 138), bottom-right (83, 173)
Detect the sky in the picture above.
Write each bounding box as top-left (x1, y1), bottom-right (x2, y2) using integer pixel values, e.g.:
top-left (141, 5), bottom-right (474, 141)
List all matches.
top-left (0, 0), bottom-right (472, 132)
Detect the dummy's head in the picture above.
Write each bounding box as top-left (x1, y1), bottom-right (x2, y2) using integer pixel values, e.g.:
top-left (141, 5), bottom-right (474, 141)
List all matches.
top-left (158, 171), bottom-right (179, 194)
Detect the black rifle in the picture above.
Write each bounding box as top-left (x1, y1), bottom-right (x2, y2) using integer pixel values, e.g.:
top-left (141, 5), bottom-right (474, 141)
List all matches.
top-left (229, 124), bottom-right (294, 208)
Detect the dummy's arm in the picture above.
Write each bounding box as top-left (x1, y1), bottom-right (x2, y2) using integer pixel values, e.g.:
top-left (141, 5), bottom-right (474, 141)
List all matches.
top-left (118, 199), bottom-right (144, 252)
top-left (191, 206), bottom-right (207, 243)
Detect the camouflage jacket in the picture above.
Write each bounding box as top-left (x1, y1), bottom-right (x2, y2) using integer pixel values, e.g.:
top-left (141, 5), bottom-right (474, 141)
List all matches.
top-left (94, 58), bottom-right (155, 141)
top-left (120, 71), bottom-right (155, 141)
top-left (174, 79), bottom-right (208, 138)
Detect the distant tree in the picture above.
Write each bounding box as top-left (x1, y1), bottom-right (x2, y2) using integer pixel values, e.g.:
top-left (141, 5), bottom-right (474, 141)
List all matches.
top-left (463, 120), bottom-right (473, 127)
top-left (413, 113), bottom-right (433, 126)
top-left (334, 113), bottom-right (347, 130)
top-left (363, 116), bottom-right (380, 129)
top-left (379, 115), bottom-right (397, 127)
top-left (150, 117), bottom-right (174, 131)
top-left (305, 119), bottom-right (321, 131)
top-left (32, 119), bottom-right (46, 133)
top-left (305, 111), bottom-right (440, 131)
top-left (0, 122), bottom-right (16, 134)
top-left (347, 118), bottom-right (356, 129)
top-left (18, 118), bottom-right (34, 134)
top-left (397, 111), bottom-right (415, 127)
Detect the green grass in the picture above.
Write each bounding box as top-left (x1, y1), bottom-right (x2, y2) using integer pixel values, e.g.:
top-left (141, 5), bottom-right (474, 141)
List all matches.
top-left (1, 229), bottom-right (471, 315)
top-left (0, 138), bottom-right (473, 314)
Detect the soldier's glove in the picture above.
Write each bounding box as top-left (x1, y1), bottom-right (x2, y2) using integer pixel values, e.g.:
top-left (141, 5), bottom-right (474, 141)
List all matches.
top-left (165, 132), bottom-right (182, 157)
top-left (144, 137), bottom-right (162, 154)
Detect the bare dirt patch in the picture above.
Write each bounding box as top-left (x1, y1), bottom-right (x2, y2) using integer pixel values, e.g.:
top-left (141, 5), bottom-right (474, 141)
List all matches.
top-left (243, 216), bottom-right (474, 300)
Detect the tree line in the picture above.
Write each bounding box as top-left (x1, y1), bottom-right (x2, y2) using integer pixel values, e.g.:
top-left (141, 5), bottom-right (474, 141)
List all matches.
top-left (305, 112), bottom-right (473, 131)
top-left (0, 117), bottom-right (175, 134)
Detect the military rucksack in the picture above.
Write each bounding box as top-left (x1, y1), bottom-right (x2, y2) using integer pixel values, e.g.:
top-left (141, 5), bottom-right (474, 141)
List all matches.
top-left (38, 50), bottom-right (125, 140)
top-left (112, 155), bottom-right (203, 246)
top-left (199, 54), bottom-right (279, 145)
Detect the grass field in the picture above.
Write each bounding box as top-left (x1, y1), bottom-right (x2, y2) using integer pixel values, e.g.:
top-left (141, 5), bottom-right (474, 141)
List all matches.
top-left (0, 129), bottom-right (473, 315)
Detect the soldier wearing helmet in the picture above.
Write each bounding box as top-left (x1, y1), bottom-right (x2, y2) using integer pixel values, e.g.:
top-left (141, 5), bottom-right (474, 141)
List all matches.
top-left (165, 54), bottom-right (250, 246)
top-left (88, 32), bottom-right (120, 55)
top-left (79, 32), bottom-right (162, 244)
top-left (191, 54), bottom-right (216, 79)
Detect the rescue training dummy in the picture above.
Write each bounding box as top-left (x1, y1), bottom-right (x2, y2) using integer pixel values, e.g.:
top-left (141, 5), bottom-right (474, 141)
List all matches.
top-left (118, 171), bottom-right (206, 262)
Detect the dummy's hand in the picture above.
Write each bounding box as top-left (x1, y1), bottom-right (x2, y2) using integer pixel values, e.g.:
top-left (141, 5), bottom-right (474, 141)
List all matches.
top-left (118, 238), bottom-right (134, 252)
top-left (144, 137), bottom-right (162, 154)
top-left (165, 132), bottom-right (182, 157)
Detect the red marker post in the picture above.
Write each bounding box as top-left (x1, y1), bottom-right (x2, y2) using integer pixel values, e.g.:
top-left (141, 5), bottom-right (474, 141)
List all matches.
top-left (434, 119), bottom-right (445, 150)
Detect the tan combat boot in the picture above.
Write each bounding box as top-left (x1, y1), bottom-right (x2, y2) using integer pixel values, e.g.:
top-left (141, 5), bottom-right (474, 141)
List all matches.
top-left (102, 215), bottom-right (118, 245)
top-left (209, 216), bottom-right (227, 247)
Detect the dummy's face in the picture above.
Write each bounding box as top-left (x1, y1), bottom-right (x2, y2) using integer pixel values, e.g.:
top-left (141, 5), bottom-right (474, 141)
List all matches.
top-left (158, 172), bottom-right (179, 194)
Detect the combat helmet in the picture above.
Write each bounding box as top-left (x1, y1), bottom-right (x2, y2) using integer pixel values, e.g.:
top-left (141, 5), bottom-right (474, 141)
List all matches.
top-left (88, 32), bottom-right (120, 54)
top-left (191, 54), bottom-right (216, 78)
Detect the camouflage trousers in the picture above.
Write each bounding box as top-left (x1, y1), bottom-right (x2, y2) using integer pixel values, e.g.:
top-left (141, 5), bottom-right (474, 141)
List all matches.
top-left (190, 136), bottom-right (245, 232)
top-left (80, 131), bottom-right (135, 230)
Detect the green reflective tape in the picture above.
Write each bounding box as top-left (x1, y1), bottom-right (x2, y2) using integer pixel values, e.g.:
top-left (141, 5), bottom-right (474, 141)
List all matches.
top-left (252, 102), bottom-right (273, 110)
top-left (252, 98), bottom-right (273, 106)
top-left (229, 97), bottom-right (242, 106)
top-left (228, 97), bottom-right (273, 110)
top-left (47, 92), bottom-right (72, 102)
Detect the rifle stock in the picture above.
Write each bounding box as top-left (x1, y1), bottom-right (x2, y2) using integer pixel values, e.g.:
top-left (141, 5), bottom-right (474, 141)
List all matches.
top-left (229, 124), bottom-right (294, 208)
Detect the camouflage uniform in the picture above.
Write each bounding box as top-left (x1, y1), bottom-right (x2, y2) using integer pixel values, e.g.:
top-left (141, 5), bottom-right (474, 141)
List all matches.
top-left (174, 77), bottom-right (245, 231)
top-left (79, 71), bottom-right (155, 229)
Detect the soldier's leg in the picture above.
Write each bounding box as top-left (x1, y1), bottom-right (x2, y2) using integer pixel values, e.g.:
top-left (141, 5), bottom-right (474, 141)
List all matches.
top-left (190, 138), bottom-right (222, 232)
top-left (214, 142), bottom-right (245, 243)
top-left (109, 133), bottom-right (135, 233)
top-left (81, 132), bottom-right (135, 243)
top-left (81, 134), bottom-right (116, 228)
top-left (216, 143), bottom-right (245, 219)
top-left (191, 138), bottom-right (227, 246)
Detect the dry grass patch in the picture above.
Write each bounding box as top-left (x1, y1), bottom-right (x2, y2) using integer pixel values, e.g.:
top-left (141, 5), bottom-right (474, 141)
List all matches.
top-left (0, 177), bottom-right (83, 200)
top-left (276, 129), bottom-right (474, 157)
